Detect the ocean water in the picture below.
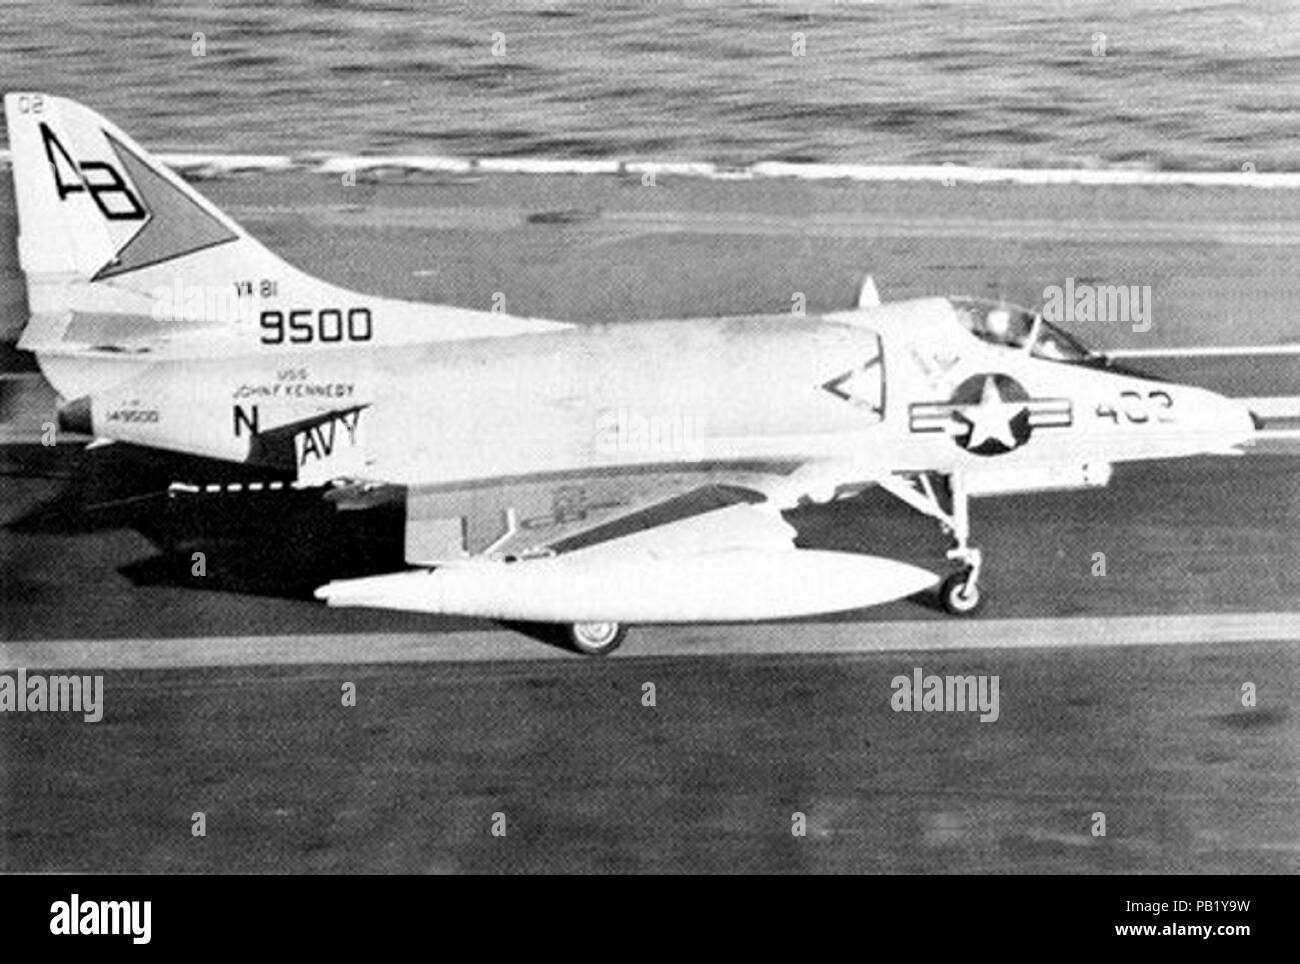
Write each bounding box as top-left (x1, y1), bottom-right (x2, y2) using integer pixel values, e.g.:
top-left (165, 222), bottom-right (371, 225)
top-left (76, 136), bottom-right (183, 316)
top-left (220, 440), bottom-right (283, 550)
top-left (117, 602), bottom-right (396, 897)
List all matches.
top-left (1, 0), bottom-right (1298, 171)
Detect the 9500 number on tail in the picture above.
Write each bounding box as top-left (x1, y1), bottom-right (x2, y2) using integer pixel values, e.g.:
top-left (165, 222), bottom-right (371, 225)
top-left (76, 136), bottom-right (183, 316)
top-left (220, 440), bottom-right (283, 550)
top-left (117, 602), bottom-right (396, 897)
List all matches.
top-left (260, 308), bottom-right (372, 345)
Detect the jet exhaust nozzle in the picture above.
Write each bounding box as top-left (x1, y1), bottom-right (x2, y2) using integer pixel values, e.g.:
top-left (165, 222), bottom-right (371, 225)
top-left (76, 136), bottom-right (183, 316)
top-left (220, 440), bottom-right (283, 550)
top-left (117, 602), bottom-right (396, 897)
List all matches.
top-left (57, 396), bottom-right (93, 435)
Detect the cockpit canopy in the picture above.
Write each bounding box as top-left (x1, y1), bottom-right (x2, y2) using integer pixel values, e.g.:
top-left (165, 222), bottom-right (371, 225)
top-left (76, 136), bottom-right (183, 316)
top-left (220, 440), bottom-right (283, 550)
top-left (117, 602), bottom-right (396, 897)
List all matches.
top-left (949, 298), bottom-right (1095, 363)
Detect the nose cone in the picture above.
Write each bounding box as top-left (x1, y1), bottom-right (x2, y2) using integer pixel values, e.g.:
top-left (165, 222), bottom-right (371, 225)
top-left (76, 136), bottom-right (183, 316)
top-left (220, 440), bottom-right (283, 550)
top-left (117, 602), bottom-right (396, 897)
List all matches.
top-left (1201, 390), bottom-right (1258, 451)
top-left (57, 396), bottom-right (93, 435)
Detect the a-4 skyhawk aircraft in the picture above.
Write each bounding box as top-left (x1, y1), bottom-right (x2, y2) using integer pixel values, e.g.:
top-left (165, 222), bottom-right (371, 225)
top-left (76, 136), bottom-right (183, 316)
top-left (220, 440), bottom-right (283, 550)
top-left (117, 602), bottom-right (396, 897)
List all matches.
top-left (3, 93), bottom-right (1263, 654)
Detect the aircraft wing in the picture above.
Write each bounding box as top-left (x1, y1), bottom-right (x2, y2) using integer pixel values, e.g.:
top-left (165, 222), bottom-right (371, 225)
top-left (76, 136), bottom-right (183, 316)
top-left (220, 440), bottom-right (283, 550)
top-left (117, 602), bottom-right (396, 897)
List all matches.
top-left (376, 455), bottom-right (890, 564)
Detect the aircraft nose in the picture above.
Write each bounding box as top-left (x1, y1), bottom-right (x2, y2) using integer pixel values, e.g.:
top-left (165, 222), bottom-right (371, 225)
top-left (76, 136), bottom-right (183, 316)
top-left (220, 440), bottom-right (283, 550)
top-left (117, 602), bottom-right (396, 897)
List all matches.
top-left (1206, 391), bottom-right (1258, 449)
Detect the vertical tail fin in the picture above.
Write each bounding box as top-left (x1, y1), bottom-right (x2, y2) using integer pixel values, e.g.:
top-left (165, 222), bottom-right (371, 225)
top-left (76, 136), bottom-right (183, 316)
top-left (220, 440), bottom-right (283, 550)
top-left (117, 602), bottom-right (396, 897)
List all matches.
top-left (5, 91), bottom-right (301, 386)
top-left (6, 92), bottom-right (252, 287)
top-left (4, 93), bottom-right (570, 400)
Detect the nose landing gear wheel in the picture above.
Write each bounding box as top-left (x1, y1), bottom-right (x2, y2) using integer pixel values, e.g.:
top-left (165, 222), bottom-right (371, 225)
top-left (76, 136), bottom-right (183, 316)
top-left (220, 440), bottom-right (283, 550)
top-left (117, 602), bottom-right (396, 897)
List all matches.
top-left (940, 571), bottom-right (984, 616)
top-left (569, 621), bottom-right (628, 656)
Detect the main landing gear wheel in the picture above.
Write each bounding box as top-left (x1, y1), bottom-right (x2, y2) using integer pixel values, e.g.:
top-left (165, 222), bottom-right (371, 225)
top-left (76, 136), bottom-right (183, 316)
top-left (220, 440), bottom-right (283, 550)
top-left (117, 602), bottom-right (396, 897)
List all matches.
top-left (939, 571), bottom-right (984, 616)
top-left (569, 621), bottom-right (627, 656)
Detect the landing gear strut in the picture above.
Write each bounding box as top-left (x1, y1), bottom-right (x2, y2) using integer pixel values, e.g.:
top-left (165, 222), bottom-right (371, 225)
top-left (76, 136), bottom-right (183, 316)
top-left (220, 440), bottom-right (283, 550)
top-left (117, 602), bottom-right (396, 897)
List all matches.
top-left (878, 472), bottom-right (985, 616)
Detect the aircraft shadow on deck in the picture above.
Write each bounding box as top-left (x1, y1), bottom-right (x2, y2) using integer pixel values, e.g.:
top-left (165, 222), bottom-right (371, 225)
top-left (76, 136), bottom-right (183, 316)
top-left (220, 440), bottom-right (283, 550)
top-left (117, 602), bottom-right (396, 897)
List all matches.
top-left (7, 442), bottom-right (407, 601)
top-left (4, 440), bottom-right (957, 643)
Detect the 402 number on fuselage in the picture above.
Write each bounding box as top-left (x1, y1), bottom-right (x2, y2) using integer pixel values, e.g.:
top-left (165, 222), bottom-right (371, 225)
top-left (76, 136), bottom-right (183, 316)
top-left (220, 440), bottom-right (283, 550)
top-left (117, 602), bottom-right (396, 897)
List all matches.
top-left (260, 308), bottom-right (372, 345)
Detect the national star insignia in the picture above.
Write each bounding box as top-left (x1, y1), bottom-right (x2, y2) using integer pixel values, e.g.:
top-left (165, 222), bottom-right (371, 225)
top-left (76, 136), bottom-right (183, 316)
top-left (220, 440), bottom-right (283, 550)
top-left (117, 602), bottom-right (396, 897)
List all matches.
top-left (955, 375), bottom-right (1028, 451)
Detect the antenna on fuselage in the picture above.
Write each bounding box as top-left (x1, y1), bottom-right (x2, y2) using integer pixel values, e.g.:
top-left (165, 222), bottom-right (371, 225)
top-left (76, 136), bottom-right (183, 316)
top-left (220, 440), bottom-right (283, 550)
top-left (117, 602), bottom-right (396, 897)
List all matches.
top-left (1024, 311), bottom-right (1044, 354)
top-left (857, 275), bottom-right (881, 308)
